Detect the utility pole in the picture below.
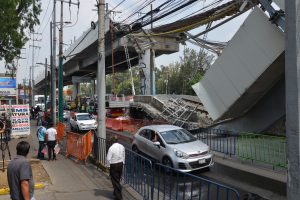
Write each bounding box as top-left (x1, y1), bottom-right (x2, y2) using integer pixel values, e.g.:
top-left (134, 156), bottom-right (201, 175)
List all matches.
top-left (29, 33), bottom-right (41, 108)
top-left (151, 4), bottom-right (153, 29)
top-left (45, 58), bottom-right (48, 112)
top-left (23, 79), bottom-right (27, 105)
top-left (37, 59), bottom-right (49, 112)
top-left (50, 21), bottom-right (53, 114)
top-left (97, 0), bottom-right (106, 139)
top-left (286, 1), bottom-right (300, 199)
top-left (52, 0), bottom-right (57, 126)
top-left (58, 0), bottom-right (64, 122)
top-left (57, 0), bottom-right (80, 123)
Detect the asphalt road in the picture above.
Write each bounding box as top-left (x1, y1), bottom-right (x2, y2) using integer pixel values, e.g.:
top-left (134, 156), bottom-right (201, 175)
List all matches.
top-left (106, 129), bottom-right (286, 200)
top-left (64, 124), bottom-right (286, 200)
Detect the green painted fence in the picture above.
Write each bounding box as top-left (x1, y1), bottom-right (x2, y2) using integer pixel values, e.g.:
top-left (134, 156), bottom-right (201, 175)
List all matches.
top-left (237, 133), bottom-right (287, 168)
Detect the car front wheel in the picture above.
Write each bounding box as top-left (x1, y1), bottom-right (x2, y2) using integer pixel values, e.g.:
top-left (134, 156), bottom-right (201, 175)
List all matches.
top-left (132, 145), bottom-right (140, 154)
top-left (162, 157), bottom-right (173, 168)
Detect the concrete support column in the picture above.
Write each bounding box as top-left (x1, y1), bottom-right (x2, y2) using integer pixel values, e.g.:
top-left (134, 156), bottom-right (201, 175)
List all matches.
top-left (72, 82), bottom-right (80, 101)
top-left (139, 49), bottom-right (156, 95)
top-left (286, 0), bottom-right (300, 199)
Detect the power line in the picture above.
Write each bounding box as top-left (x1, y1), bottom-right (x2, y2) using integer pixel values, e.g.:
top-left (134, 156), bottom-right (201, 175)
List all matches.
top-left (121, 0), bottom-right (156, 23)
top-left (37, 0), bottom-right (51, 33)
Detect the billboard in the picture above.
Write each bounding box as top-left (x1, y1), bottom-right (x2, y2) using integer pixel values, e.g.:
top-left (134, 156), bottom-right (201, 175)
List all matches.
top-left (0, 77), bottom-right (16, 95)
top-left (0, 104), bottom-right (30, 137)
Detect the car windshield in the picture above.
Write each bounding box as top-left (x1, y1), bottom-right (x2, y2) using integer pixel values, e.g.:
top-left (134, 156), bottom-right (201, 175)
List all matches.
top-left (77, 114), bottom-right (92, 120)
top-left (160, 128), bottom-right (197, 144)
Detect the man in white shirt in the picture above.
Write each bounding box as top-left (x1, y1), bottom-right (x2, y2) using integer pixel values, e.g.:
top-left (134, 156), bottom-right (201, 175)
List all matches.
top-left (106, 136), bottom-right (125, 200)
top-left (45, 122), bottom-right (57, 161)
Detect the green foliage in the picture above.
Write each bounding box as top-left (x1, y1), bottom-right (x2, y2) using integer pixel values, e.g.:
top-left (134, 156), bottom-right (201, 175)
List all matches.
top-left (80, 83), bottom-right (92, 96)
top-left (156, 48), bottom-right (212, 95)
top-left (106, 68), bottom-right (140, 96)
top-left (105, 48), bottom-right (212, 96)
top-left (0, 0), bottom-right (41, 63)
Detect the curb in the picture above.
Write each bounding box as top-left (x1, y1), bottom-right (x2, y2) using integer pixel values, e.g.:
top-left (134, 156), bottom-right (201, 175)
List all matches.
top-left (0, 183), bottom-right (45, 195)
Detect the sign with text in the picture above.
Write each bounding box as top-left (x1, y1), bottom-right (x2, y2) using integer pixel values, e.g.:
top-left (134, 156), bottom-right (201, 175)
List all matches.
top-left (0, 104), bottom-right (30, 137)
top-left (0, 77), bottom-right (16, 95)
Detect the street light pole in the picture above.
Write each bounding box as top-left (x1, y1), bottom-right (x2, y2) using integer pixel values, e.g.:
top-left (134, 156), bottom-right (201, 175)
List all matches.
top-left (97, 0), bottom-right (106, 139)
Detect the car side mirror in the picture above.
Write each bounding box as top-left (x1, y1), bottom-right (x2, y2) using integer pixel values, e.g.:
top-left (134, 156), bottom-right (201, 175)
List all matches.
top-left (153, 141), bottom-right (160, 146)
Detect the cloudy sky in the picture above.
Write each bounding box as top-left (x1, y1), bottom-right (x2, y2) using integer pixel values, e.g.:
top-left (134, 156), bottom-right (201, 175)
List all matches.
top-left (1, 0), bottom-right (253, 84)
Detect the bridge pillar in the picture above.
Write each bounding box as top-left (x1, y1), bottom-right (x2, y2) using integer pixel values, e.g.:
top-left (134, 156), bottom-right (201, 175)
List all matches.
top-left (286, 0), bottom-right (300, 199)
top-left (139, 49), bottom-right (156, 95)
top-left (72, 82), bottom-right (80, 101)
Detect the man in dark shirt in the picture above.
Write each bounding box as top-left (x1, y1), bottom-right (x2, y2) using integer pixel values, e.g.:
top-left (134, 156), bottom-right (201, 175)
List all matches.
top-left (7, 141), bottom-right (34, 200)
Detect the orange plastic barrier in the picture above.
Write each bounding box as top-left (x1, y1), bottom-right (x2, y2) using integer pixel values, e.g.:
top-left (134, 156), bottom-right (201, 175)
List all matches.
top-left (106, 118), bottom-right (113, 129)
top-left (56, 122), bottom-right (65, 142)
top-left (66, 130), bottom-right (92, 163)
top-left (111, 118), bottom-right (124, 131)
top-left (105, 117), bottom-right (168, 134)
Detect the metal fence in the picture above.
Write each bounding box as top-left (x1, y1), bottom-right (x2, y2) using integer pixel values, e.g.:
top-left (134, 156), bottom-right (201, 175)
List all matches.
top-left (92, 135), bottom-right (241, 200)
top-left (190, 128), bottom-right (287, 169)
top-left (123, 150), bottom-right (153, 200)
top-left (237, 133), bottom-right (287, 168)
top-left (152, 163), bottom-right (240, 200)
top-left (92, 134), bottom-right (112, 166)
top-left (190, 128), bottom-right (237, 156)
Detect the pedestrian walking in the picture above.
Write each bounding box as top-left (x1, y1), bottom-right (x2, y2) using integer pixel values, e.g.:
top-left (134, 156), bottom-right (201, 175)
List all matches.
top-left (45, 122), bottom-right (57, 161)
top-left (37, 122), bottom-right (47, 160)
top-left (106, 136), bottom-right (125, 200)
top-left (30, 107), bottom-right (35, 120)
top-left (7, 141), bottom-right (35, 200)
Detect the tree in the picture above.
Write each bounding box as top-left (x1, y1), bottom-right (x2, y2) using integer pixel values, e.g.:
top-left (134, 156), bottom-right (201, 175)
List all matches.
top-left (0, 0), bottom-right (41, 63)
top-left (155, 48), bottom-right (213, 95)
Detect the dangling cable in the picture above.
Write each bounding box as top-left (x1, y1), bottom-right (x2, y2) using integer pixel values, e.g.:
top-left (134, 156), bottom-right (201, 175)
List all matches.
top-left (111, 21), bottom-right (115, 95)
top-left (124, 40), bottom-right (136, 95)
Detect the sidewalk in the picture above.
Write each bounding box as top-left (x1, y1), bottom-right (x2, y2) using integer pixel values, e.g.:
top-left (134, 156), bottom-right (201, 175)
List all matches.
top-left (0, 122), bottom-right (140, 200)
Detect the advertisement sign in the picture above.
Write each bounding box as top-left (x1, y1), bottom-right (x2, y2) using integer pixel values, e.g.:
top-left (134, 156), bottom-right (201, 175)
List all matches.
top-left (0, 77), bottom-right (16, 95)
top-left (0, 104), bottom-right (30, 137)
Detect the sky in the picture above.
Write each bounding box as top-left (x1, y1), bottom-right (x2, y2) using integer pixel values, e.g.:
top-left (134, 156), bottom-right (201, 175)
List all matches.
top-left (0, 0), bottom-right (253, 84)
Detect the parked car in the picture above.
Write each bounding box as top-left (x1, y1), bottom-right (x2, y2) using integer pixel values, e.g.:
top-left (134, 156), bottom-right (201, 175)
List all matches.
top-left (132, 125), bottom-right (213, 172)
top-left (69, 113), bottom-right (97, 132)
top-left (63, 110), bottom-right (70, 121)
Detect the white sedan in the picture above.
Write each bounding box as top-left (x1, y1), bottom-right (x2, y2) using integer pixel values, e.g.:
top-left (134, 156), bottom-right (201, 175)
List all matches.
top-left (70, 113), bottom-right (97, 132)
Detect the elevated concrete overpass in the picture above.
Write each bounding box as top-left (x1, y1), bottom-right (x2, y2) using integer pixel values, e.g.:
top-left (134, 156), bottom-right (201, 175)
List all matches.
top-left (35, 18), bottom-right (180, 95)
top-left (193, 6), bottom-right (286, 133)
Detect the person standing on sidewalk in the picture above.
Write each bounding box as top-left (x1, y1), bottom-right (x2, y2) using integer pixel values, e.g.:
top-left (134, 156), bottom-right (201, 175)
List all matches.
top-left (37, 122), bottom-right (46, 160)
top-left (7, 141), bottom-right (35, 200)
top-left (45, 122), bottom-right (57, 161)
top-left (106, 136), bottom-right (125, 200)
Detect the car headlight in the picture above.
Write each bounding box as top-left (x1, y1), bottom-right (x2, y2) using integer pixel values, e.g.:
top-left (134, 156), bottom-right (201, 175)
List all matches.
top-left (80, 123), bottom-right (85, 126)
top-left (174, 149), bottom-right (189, 159)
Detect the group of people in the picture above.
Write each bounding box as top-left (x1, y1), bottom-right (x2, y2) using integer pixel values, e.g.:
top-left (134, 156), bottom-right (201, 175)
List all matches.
top-left (6, 118), bottom-right (125, 200)
top-left (30, 106), bottom-right (41, 120)
top-left (36, 121), bottom-right (58, 161)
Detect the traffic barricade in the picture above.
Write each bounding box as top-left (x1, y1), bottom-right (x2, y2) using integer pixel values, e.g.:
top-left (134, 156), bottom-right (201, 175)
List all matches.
top-left (111, 118), bottom-right (123, 131)
top-left (106, 118), bottom-right (114, 129)
top-left (66, 130), bottom-right (93, 163)
top-left (56, 122), bottom-right (65, 142)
